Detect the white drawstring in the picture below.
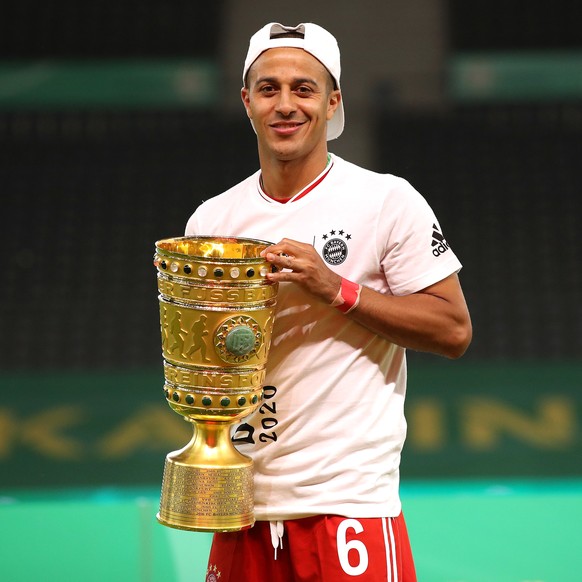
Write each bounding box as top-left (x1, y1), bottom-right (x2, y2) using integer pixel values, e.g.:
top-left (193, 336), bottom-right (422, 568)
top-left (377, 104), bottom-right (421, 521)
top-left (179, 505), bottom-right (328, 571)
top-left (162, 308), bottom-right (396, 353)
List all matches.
top-left (269, 521), bottom-right (285, 560)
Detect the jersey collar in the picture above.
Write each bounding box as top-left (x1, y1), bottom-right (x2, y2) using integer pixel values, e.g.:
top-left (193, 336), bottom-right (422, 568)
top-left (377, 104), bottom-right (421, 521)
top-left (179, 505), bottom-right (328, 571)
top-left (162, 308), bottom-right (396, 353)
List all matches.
top-left (257, 154), bottom-right (334, 204)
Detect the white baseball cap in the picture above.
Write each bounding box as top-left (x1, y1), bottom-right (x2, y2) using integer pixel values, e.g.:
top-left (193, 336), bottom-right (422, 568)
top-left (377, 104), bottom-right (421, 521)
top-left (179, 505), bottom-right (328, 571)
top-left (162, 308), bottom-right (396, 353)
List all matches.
top-left (242, 22), bottom-right (345, 141)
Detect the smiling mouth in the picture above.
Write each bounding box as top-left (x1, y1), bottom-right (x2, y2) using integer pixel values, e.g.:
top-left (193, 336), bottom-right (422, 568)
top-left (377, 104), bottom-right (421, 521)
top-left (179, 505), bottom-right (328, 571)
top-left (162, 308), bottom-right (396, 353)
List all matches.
top-left (270, 121), bottom-right (305, 133)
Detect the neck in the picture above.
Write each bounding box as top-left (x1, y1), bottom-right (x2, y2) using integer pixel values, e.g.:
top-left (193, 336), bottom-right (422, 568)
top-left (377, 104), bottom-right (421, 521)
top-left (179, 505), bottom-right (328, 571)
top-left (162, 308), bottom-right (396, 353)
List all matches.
top-left (259, 150), bottom-right (330, 202)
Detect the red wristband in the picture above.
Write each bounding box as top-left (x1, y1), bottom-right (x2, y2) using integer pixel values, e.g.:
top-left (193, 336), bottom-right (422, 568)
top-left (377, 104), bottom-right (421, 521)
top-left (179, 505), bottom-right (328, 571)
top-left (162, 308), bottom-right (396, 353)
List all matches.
top-left (331, 278), bottom-right (362, 314)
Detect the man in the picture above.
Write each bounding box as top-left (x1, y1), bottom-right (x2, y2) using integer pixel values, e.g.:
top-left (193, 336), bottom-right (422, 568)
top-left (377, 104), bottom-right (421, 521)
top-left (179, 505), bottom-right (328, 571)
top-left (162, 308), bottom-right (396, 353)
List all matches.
top-left (186, 22), bottom-right (472, 582)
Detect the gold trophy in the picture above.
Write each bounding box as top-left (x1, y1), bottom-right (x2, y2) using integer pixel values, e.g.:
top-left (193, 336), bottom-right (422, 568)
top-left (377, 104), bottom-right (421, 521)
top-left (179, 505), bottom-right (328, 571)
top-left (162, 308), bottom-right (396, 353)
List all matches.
top-left (153, 236), bottom-right (278, 532)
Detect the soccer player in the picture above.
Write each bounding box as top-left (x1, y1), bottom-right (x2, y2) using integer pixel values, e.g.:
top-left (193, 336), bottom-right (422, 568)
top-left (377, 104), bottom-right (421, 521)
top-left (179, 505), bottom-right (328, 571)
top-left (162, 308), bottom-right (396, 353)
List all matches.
top-left (186, 22), bottom-right (472, 581)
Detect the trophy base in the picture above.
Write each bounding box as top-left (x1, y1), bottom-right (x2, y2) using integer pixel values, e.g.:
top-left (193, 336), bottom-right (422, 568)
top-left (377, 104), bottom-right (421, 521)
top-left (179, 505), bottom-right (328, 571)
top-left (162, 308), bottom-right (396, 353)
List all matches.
top-left (157, 453), bottom-right (255, 532)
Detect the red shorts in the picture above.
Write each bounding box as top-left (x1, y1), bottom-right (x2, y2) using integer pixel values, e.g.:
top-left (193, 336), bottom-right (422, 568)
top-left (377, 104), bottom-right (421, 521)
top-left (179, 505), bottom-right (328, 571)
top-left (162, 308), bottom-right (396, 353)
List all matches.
top-left (205, 514), bottom-right (417, 581)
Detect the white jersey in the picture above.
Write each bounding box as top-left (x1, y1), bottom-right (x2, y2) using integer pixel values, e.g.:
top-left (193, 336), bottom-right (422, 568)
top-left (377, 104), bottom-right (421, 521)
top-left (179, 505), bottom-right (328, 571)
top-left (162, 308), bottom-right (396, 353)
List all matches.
top-left (185, 154), bottom-right (462, 521)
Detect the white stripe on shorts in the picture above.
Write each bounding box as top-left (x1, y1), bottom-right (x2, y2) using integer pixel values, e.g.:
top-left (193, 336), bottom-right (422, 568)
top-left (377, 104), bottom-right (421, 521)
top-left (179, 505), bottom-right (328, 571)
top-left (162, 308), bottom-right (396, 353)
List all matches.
top-left (381, 517), bottom-right (399, 582)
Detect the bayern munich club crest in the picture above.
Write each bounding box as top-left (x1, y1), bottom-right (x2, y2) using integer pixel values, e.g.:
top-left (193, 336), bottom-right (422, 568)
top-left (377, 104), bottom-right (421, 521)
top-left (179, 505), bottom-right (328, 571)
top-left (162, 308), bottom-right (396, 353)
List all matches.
top-left (321, 229), bottom-right (351, 265)
top-left (206, 564), bottom-right (221, 581)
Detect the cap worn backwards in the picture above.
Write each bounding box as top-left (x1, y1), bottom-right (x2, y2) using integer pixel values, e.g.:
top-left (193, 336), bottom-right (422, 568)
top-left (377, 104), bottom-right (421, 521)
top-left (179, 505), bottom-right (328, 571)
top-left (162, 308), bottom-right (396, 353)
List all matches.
top-left (243, 22), bottom-right (345, 141)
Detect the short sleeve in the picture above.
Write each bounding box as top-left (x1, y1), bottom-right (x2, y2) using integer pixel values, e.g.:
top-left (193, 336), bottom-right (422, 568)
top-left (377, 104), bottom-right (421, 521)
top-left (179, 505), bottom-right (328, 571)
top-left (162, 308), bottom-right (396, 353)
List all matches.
top-left (379, 178), bottom-right (462, 296)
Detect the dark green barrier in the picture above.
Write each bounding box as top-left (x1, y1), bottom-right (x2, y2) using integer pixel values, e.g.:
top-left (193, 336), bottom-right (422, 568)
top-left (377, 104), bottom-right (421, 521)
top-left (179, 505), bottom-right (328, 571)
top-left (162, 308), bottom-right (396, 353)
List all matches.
top-left (0, 61), bottom-right (217, 109)
top-left (1, 362), bottom-right (581, 488)
top-left (450, 52), bottom-right (582, 101)
top-left (403, 361), bottom-right (582, 478)
top-left (0, 370), bottom-right (185, 488)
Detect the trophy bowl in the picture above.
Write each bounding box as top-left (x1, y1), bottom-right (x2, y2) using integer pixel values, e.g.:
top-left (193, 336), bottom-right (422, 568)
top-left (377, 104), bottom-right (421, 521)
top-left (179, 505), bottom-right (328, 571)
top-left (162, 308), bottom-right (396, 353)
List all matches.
top-left (153, 236), bottom-right (278, 532)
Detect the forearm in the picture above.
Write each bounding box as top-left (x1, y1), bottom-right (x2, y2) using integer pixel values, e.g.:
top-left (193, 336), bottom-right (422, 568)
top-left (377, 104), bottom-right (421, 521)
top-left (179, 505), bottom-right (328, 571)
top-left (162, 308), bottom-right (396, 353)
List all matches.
top-left (262, 239), bottom-right (472, 359)
top-left (345, 281), bottom-right (472, 359)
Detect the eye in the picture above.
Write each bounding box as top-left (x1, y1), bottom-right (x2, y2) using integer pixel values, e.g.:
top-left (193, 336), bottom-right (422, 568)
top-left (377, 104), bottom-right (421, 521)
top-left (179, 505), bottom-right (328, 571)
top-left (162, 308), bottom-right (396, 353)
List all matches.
top-left (259, 84), bottom-right (277, 95)
top-left (296, 85), bottom-right (313, 96)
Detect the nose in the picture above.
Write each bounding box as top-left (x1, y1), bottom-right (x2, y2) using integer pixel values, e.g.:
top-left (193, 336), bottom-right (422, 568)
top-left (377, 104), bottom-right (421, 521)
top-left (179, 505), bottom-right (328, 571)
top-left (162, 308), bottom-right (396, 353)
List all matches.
top-left (274, 88), bottom-right (296, 116)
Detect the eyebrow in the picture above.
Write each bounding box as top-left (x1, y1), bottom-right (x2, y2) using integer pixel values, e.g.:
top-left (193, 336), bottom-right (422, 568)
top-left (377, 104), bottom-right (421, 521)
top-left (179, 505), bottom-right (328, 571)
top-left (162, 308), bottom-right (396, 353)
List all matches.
top-left (254, 76), bottom-right (320, 87)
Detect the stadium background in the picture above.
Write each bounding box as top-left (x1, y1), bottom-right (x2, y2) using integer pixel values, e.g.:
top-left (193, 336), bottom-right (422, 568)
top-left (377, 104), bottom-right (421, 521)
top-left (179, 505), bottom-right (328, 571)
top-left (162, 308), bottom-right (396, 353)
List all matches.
top-left (1, 1), bottom-right (581, 580)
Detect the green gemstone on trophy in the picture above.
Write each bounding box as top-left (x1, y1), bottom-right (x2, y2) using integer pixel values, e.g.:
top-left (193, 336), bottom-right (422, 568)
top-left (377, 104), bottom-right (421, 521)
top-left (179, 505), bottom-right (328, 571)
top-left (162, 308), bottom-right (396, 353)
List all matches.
top-left (225, 325), bottom-right (256, 356)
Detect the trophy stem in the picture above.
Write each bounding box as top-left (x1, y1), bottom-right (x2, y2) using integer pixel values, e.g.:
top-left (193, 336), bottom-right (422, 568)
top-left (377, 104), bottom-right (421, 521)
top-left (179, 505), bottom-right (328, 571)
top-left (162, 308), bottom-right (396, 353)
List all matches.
top-left (157, 420), bottom-right (255, 532)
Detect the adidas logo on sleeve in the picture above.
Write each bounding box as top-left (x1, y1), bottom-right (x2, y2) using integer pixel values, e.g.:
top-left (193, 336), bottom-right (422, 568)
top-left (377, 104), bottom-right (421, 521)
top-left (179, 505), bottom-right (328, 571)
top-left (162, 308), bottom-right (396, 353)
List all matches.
top-left (431, 224), bottom-right (450, 257)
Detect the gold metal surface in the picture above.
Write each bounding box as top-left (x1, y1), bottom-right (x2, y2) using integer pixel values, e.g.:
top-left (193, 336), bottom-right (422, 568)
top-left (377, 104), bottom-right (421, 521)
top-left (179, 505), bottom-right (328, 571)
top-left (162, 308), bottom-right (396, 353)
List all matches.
top-left (153, 236), bottom-right (278, 532)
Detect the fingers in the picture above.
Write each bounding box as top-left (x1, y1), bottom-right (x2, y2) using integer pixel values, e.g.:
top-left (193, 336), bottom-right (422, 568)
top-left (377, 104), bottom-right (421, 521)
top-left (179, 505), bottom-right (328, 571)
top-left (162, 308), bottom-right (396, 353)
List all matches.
top-left (262, 251), bottom-right (294, 273)
top-left (266, 267), bottom-right (298, 284)
top-left (261, 238), bottom-right (306, 259)
top-left (260, 238), bottom-right (341, 301)
top-left (261, 239), bottom-right (309, 272)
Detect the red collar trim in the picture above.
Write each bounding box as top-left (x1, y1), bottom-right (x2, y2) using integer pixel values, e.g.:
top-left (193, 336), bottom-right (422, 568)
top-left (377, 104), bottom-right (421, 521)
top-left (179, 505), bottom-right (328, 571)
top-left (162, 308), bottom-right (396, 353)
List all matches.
top-left (258, 157), bottom-right (334, 204)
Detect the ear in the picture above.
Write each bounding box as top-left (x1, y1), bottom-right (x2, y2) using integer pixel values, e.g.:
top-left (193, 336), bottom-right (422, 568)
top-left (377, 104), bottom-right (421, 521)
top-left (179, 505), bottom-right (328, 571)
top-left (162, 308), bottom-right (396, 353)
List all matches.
top-left (327, 90), bottom-right (341, 121)
top-left (241, 87), bottom-right (252, 119)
